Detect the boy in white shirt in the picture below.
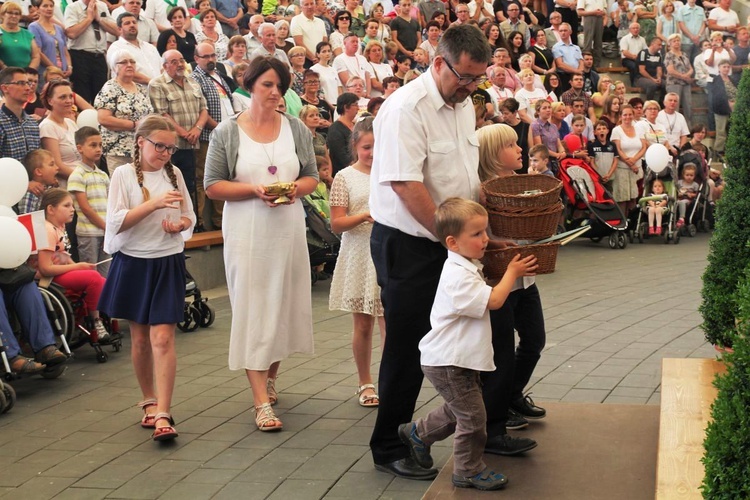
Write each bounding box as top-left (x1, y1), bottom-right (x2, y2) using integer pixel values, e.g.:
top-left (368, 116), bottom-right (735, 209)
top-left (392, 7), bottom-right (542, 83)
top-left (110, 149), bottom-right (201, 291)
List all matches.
top-left (398, 198), bottom-right (537, 491)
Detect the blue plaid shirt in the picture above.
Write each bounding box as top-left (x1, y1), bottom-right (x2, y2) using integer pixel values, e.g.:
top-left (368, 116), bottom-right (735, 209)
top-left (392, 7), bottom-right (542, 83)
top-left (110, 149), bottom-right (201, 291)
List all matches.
top-left (190, 66), bottom-right (233, 143)
top-left (0, 105), bottom-right (40, 161)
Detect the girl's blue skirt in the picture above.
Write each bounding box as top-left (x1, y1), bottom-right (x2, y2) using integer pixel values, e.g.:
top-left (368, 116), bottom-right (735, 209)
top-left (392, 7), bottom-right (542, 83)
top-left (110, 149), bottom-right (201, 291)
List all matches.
top-left (98, 252), bottom-right (186, 325)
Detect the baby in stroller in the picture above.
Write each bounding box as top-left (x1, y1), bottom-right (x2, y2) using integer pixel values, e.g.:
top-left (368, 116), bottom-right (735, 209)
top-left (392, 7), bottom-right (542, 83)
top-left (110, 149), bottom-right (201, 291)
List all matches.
top-left (645, 179), bottom-right (668, 236)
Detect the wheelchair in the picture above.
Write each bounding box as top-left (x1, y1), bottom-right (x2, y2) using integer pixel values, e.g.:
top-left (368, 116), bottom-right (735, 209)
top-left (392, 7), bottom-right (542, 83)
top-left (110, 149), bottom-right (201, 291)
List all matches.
top-left (177, 262), bottom-right (215, 333)
top-left (0, 336), bottom-right (17, 413)
top-left (37, 282), bottom-right (122, 363)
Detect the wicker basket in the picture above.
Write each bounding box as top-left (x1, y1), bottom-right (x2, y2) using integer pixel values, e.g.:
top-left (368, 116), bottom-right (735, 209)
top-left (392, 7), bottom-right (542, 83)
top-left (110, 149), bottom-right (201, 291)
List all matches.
top-left (482, 241), bottom-right (561, 279)
top-left (488, 202), bottom-right (563, 240)
top-left (483, 174), bottom-right (563, 211)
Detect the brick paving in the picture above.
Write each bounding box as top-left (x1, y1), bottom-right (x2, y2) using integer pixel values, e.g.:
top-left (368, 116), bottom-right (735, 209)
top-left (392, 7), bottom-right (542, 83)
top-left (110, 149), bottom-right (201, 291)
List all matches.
top-left (0, 233), bottom-right (715, 499)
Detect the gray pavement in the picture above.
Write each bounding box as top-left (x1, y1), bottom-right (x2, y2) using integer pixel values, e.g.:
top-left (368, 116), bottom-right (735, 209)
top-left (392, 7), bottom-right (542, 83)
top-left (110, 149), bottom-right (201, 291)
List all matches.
top-left (0, 233), bottom-right (715, 499)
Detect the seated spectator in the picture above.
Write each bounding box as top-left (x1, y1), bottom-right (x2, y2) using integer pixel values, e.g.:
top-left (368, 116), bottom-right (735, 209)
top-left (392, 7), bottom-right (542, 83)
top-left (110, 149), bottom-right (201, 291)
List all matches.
top-left (620, 22), bottom-right (647, 86)
top-left (18, 149), bottom-right (58, 214)
top-left (300, 105), bottom-right (329, 157)
top-left (544, 72), bottom-right (560, 102)
top-left (300, 70), bottom-right (334, 130)
top-left (636, 37), bottom-right (665, 101)
top-left (274, 20), bottom-right (296, 54)
top-left (0, 280), bottom-right (67, 375)
top-left (382, 75), bottom-right (401, 98)
top-left (393, 53), bottom-right (412, 86)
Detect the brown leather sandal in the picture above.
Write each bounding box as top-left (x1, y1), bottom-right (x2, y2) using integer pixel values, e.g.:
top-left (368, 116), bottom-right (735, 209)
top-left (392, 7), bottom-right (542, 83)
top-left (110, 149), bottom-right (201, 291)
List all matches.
top-left (9, 356), bottom-right (45, 375)
top-left (138, 398), bottom-right (158, 428)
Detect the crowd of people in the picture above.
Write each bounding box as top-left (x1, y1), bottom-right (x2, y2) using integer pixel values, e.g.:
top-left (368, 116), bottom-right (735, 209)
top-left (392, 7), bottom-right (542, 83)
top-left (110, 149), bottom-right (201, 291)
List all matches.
top-left (0, 0), bottom-right (738, 487)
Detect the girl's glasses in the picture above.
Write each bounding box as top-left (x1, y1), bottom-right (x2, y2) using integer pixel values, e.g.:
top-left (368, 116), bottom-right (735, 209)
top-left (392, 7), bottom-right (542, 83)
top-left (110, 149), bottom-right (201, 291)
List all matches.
top-left (146, 138), bottom-right (179, 154)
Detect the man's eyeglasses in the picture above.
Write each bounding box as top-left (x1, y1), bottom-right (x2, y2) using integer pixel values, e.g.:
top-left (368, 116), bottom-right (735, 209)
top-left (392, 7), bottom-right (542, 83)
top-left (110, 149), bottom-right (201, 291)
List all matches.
top-left (443, 58), bottom-right (487, 86)
top-left (145, 137), bottom-right (179, 154)
top-left (2, 80), bottom-right (35, 87)
top-left (196, 53), bottom-right (217, 59)
top-left (304, 80), bottom-right (320, 85)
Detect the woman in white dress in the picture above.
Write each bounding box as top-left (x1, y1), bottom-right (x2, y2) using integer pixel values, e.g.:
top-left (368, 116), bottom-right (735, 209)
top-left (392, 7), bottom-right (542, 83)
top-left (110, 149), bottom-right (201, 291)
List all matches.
top-left (204, 57), bottom-right (319, 432)
top-left (328, 117), bottom-right (385, 407)
top-left (611, 104), bottom-right (648, 215)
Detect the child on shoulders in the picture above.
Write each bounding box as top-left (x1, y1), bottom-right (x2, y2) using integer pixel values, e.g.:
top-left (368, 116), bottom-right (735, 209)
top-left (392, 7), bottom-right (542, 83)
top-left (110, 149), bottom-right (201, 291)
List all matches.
top-left (19, 150), bottom-right (59, 214)
top-left (67, 127), bottom-right (111, 277)
top-left (398, 198), bottom-right (537, 492)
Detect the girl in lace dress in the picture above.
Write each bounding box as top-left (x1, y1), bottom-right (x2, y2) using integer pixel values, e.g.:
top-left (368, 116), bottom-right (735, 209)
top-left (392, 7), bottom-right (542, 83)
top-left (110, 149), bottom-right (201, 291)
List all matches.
top-left (328, 117), bottom-right (385, 407)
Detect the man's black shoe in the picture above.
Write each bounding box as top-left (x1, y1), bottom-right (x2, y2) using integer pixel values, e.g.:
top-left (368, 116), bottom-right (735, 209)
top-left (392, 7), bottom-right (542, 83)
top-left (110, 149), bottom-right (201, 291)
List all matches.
top-left (506, 409), bottom-right (529, 430)
top-left (374, 457), bottom-right (438, 480)
top-left (484, 434), bottom-right (537, 456)
top-left (510, 394), bottom-right (546, 419)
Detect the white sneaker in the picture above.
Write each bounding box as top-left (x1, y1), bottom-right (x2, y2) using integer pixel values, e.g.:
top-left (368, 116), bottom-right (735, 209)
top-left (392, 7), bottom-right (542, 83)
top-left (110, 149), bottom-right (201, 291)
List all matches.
top-left (94, 318), bottom-right (111, 344)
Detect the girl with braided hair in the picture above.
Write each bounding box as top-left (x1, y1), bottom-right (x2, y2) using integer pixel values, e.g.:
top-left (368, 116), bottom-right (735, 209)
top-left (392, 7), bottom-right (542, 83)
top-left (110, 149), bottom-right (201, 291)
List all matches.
top-left (98, 114), bottom-right (196, 442)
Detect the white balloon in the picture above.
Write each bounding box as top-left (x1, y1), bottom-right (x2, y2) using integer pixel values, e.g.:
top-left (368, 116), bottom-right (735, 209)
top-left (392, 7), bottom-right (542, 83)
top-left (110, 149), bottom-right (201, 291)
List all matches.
top-left (77, 108), bottom-right (99, 129)
top-left (0, 218), bottom-right (31, 269)
top-left (0, 158), bottom-right (31, 206)
top-left (0, 206), bottom-right (18, 219)
top-left (645, 143), bottom-right (670, 173)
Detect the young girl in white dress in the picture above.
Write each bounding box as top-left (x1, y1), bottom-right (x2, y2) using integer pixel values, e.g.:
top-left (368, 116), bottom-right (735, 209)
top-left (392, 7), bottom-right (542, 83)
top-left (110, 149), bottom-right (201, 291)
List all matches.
top-left (328, 117), bottom-right (386, 407)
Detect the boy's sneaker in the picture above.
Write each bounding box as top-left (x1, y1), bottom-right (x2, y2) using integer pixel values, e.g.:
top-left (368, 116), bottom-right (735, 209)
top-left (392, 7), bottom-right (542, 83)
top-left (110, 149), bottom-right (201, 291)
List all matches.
top-left (398, 423), bottom-right (433, 469)
top-left (452, 467), bottom-right (508, 491)
top-left (510, 394), bottom-right (546, 419)
top-left (506, 408), bottom-right (529, 430)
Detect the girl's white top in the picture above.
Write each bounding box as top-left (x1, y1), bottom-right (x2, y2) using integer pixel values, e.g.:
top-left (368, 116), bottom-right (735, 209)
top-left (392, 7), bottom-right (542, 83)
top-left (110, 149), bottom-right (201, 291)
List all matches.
top-left (104, 163), bottom-right (196, 258)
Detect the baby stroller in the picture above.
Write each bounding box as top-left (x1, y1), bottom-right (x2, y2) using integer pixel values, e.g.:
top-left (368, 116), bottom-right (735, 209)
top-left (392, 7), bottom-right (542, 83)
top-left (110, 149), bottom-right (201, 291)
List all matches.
top-left (178, 260), bottom-right (215, 332)
top-left (677, 149), bottom-right (713, 236)
top-left (302, 197), bottom-right (340, 284)
top-left (635, 162), bottom-right (680, 244)
top-left (557, 157), bottom-right (629, 249)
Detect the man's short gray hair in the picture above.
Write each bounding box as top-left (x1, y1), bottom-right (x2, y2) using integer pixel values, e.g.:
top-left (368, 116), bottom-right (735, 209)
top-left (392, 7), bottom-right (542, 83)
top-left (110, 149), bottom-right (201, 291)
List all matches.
top-left (258, 22), bottom-right (276, 37)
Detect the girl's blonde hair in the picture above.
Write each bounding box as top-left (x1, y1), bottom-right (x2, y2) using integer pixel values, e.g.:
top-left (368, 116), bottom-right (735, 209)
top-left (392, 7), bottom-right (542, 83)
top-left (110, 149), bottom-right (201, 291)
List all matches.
top-left (477, 124), bottom-right (519, 182)
top-left (133, 115), bottom-right (178, 201)
top-left (41, 188), bottom-right (73, 217)
top-left (351, 116), bottom-right (374, 161)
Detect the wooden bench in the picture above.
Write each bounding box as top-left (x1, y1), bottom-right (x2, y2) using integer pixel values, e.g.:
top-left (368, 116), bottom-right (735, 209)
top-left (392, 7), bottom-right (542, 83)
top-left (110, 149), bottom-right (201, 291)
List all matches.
top-left (655, 358), bottom-right (726, 499)
top-left (185, 229), bottom-right (223, 250)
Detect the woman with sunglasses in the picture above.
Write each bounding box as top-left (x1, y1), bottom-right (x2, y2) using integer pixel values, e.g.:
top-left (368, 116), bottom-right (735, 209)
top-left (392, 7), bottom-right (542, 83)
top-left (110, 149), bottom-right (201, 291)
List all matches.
top-left (330, 11), bottom-right (354, 58)
top-left (94, 49), bottom-right (154, 172)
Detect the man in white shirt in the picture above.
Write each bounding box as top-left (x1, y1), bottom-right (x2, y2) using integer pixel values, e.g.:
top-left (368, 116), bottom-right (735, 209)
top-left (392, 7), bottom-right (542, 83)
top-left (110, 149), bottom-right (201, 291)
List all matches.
top-left (487, 66), bottom-right (514, 113)
top-left (368, 24), bottom-right (535, 482)
top-left (619, 22), bottom-right (647, 86)
top-left (656, 92), bottom-right (690, 155)
top-left (576, 0), bottom-right (606, 67)
top-left (107, 13), bottom-right (162, 84)
top-left (545, 11), bottom-right (563, 47)
top-left (108, 0), bottom-right (158, 43)
top-left (243, 14), bottom-right (264, 53)
top-left (707, 0), bottom-right (739, 37)
top-left (250, 23), bottom-right (291, 67)
top-left (333, 33), bottom-right (371, 90)
top-left (290, 0), bottom-right (328, 67)
top-left (64, 0), bottom-right (119, 104)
